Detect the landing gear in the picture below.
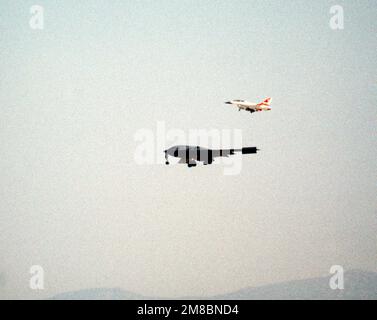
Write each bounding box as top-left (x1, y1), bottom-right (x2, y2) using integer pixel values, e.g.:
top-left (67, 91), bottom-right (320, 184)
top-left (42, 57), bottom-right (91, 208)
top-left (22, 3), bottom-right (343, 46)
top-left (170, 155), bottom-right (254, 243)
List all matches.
top-left (164, 150), bottom-right (169, 165)
top-left (203, 159), bottom-right (213, 165)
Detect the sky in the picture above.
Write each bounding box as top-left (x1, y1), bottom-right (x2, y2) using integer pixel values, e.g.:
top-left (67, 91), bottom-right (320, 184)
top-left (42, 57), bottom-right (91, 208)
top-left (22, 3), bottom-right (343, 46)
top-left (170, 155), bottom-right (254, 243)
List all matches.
top-left (0, 0), bottom-right (376, 299)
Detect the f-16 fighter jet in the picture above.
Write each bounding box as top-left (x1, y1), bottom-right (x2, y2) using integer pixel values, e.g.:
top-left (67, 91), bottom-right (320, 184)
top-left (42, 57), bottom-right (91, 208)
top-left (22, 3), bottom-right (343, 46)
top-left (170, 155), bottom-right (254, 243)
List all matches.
top-left (164, 145), bottom-right (259, 168)
top-left (225, 97), bottom-right (272, 114)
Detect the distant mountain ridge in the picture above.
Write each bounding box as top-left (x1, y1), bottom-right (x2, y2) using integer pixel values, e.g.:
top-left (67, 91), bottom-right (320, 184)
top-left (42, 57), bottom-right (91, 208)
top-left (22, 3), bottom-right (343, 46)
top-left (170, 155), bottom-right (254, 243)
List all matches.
top-left (51, 270), bottom-right (377, 300)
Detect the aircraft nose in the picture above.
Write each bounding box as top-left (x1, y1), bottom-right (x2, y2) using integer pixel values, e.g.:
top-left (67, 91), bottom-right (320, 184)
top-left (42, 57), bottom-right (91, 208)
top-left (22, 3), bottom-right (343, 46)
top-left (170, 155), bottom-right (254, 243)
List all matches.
top-left (225, 101), bottom-right (232, 104)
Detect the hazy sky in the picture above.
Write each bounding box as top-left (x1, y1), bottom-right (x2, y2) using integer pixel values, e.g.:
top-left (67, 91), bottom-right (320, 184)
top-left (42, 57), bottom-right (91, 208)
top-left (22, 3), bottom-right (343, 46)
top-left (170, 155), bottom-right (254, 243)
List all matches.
top-left (0, 0), bottom-right (376, 299)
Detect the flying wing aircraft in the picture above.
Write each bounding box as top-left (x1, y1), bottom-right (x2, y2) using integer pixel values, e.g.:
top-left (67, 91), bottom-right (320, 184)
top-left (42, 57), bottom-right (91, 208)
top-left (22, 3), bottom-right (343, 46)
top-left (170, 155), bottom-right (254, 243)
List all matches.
top-left (225, 97), bottom-right (272, 114)
top-left (164, 145), bottom-right (259, 168)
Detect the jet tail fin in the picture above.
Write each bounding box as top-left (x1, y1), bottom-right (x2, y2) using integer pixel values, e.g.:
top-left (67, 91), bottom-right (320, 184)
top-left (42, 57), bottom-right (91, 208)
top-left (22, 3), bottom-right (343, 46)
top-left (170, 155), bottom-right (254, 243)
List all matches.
top-left (261, 97), bottom-right (272, 106)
